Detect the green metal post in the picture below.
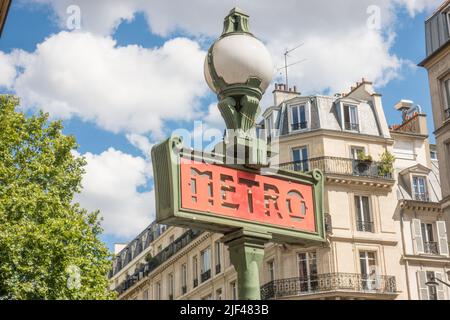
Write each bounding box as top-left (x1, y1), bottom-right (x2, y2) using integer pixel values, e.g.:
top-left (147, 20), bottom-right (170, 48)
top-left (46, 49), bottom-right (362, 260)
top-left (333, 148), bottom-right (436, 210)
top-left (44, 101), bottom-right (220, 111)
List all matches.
top-left (221, 229), bottom-right (272, 300)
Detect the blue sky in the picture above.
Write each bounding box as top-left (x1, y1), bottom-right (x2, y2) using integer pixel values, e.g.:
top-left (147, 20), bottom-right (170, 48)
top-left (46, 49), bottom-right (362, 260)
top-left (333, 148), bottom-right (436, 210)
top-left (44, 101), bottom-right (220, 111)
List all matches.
top-left (0, 0), bottom-right (440, 251)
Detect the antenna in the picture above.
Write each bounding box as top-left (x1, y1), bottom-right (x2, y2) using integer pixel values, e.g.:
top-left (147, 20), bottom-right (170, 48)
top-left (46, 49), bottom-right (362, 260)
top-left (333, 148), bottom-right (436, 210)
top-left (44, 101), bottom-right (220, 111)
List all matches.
top-left (280, 43), bottom-right (304, 89)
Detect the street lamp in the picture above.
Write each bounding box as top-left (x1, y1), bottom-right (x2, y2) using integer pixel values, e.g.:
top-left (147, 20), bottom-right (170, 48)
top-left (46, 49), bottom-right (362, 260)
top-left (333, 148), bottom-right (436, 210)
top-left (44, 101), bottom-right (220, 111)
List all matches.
top-left (425, 276), bottom-right (450, 288)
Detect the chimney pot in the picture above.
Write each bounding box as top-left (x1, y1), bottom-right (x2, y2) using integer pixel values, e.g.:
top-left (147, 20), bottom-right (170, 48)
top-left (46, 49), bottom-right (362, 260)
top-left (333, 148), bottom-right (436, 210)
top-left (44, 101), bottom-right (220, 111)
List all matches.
top-left (293, 86), bottom-right (297, 92)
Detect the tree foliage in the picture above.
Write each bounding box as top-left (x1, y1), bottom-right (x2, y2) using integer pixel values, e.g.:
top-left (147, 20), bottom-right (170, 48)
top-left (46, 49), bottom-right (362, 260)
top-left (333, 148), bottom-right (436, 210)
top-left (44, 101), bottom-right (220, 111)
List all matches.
top-left (0, 95), bottom-right (115, 300)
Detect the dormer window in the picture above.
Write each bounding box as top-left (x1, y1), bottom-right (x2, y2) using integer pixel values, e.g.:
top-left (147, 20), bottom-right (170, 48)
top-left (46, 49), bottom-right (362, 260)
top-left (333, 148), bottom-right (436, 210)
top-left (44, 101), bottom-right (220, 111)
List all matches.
top-left (343, 105), bottom-right (359, 131)
top-left (290, 104), bottom-right (308, 131)
top-left (443, 79), bottom-right (450, 120)
top-left (265, 113), bottom-right (275, 138)
top-left (412, 176), bottom-right (429, 202)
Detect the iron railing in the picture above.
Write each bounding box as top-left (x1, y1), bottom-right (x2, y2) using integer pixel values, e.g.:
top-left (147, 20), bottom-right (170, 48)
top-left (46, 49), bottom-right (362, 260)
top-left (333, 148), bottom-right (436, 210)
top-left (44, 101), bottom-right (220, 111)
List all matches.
top-left (193, 278), bottom-right (198, 288)
top-left (201, 269), bottom-right (211, 283)
top-left (356, 220), bottom-right (374, 233)
top-left (345, 122), bottom-right (360, 131)
top-left (414, 192), bottom-right (430, 202)
top-left (424, 241), bottom-right (439, 255)
top-left (216, 264), bottom-right (221, 275)
top-left (291, 122), bottom-right (308, 131)
top-left (279, 157), bottom-right (392, 179)
top-left (115, 229), bottom-right (203, 295)
top-left (260, 273), bottom-right (397, 300)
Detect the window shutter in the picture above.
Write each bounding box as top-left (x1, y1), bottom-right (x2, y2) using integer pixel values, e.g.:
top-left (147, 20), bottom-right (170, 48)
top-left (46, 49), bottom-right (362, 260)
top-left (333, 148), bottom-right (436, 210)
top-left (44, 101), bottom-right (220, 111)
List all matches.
top-left (435, 272), bottom-right (446, 300)
top-left (436, 221), bottom-right (449, 257)
top-left (305, 102), bottom-right (311, 129)
top-left (416, 271), bottom-right (429, 300)
top-left (411, 219), bottom-right (424, 254)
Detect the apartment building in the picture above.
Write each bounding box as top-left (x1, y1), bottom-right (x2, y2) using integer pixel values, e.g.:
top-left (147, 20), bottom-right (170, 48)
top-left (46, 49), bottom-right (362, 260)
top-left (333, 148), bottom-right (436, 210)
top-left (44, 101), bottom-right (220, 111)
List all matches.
top-left (420, 0), bottom-right (450, 235)
top-left (109, 78), bottom-right (450, 300)
top-left (390, 101), bottom-right (449, 300)
top-left (0, 0), bottom-right (11, 36)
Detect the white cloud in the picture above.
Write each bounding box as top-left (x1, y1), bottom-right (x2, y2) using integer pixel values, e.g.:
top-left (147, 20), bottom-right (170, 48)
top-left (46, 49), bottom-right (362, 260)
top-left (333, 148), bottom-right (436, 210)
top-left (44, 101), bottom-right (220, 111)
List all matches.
top-left (25, 0), bottom-right (436, 98)
top-left (7, 31), bottom-right (207, 135)
top-left (75, 148), bottom-right (154, 238)
top-left (126, 133), bottom-right (154, 157)
top-left (0, 52), bottom-right (17, 88)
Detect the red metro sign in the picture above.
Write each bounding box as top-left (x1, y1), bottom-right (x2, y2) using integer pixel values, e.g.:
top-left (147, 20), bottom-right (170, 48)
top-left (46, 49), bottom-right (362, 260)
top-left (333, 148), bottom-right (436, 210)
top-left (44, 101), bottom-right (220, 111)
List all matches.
top-left (180, 159), bottom-right (316, 233)
top-left (151, 137), bottom-right (326, 244)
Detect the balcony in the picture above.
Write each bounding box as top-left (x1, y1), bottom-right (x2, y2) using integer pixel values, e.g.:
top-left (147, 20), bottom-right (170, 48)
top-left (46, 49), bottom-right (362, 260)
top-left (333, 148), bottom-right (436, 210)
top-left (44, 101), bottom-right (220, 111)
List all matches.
top-left (356, 220), bottom-right (374, 233)
top-left (115, 229), bottom-right (203, 296)
top-left (279, 157), bottom-right (393, 180)
top-left (291, 122), bottom-right (308, 131)
top-left (201, 269), bottom-right (211, 283)
top-left (424, 241), bottom-right (439, 255)
top-left (345, 122), bottom-right (360, 132)
top-left (261, 273), bottom-right (397, 300)
top-left (215, 264), bottom-right (221, 275)
top-left (193, 279), bottom-right (198, 288)
top-left (413, 192), bottom-right (430, 202)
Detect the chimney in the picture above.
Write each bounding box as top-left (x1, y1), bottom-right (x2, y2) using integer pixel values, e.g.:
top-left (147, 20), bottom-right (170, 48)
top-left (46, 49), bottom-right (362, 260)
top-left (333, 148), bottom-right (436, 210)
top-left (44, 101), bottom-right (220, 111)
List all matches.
top-left (273, 83), bottom-right (300, 106)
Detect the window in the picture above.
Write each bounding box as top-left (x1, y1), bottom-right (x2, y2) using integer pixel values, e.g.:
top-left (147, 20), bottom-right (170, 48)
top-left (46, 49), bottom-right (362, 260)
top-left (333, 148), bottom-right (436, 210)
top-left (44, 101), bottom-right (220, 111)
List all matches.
top-left (168, 273), bottom-right (174, 300)
top-left (444, 79), bottom-right (450, 120)
top-left (355, 195), bottom-right (373, 232)
top-left (192, 256), bottom-right (198, 288)
top-left (430, 150), bottom-right (438, 160)
top-left (230, 281), bottom-right (237, 300)
top-left (292, 146), bottom-right (309, 172)
top-left (143, 289), bottom-right (149, 300)
top-left (298, 252), bottom-right (317, 292)
top-left (421, 223), bottom-right (438, 255)
top-left (359, 251), bottom-right (377, 290)
top-left (412, 176), bottom-right (429, 201)
top-left (215, 241), bottom-right (221, 274)
top-left (290, 105), bottom-right (307, 131)
top-left (155, 281), bottom-right (161, 300)
top-left (351, 146), bottom-right (365, 160)
top-left (267, 260), bottom-right (275, 282)
top-left (343, 105), bottom-right (359, 131)
top-left (181, 264), bottom-right (187, 295)
top-left (266, 114), bottom-right (275, 139)
top-left (200, 247), bottom-right (211, 282)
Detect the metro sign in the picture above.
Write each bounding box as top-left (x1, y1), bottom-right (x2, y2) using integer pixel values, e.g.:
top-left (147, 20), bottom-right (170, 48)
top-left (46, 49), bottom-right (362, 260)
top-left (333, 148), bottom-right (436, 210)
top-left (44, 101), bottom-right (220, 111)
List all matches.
top-left (152, 137), bottom-right (326, 244)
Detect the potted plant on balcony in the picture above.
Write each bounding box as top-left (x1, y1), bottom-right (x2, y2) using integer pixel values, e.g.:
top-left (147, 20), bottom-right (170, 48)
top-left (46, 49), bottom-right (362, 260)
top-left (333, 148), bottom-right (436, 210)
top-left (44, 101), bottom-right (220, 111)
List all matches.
top-left (377, 150), bottom-right (395, 178)
top-left (355, 151), bottom-right (373, 175)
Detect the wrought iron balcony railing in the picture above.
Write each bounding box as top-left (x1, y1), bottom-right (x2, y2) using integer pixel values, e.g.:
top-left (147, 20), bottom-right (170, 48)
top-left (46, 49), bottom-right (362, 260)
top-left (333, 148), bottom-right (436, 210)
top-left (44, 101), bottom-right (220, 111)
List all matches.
top-left (356, 220), bottom-right (374, 233)
top-left (291, 122), bottom-right (308, 131)
top-left (215, 264), bottom-right (221, 275)
top-left (424, 241), bottom-right (439, 255)
top-left (279, 157), bottom-right (393, 180)
top-left (201, 269), bottom-right (211, 283)
top-left (413, 192), bottom-right (430, 202)
top-left (260, 273), bottom-right (397, 300)
top-left (193, 278), bottom-right (198, 288)
top-left (345, 122), bottom-right (360, 131)
top-left (114, 229), bottom-right (203, 295)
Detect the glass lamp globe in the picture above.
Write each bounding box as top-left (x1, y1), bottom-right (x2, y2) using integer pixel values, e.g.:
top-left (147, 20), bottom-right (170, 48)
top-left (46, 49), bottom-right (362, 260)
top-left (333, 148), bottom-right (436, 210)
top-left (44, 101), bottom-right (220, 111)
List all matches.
top-left (204, 8), bottom-right (274, 99)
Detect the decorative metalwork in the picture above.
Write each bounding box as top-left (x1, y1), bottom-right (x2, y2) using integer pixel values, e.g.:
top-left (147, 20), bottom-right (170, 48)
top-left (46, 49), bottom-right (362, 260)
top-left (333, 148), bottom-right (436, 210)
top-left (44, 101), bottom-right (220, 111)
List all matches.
top-left (114, 229), bottom-right (203, 295)
top-left (424, 241), bottom-right (439, 255)
top-left (201, 269), bottom-right (212, 283)
top-left (260, 273), bottom-right (397, 300)
top-left (279, 157), bottom-right (393, 179)
top-left (345, 122), bottom-right (360, 131)
top-left (291, 122), bottom-right (308, 131)
top-left (356, 220), bottom-right (374, 233)
top-left (414, 192), bottom-right (430, 202)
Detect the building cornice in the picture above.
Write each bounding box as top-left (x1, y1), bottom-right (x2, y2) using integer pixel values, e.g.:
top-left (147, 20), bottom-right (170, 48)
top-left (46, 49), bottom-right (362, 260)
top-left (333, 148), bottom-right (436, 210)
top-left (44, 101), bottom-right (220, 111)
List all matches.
top-left (400, 200), bottom-right (442, 212)
top-left (402, 255), bottom-right (450, 265)
top-left (0, 0), bottom-right (11, 36)
top-left (279, 129), bottom-right (394, 145)
top-left (419, 39), bottom-right (450, 68)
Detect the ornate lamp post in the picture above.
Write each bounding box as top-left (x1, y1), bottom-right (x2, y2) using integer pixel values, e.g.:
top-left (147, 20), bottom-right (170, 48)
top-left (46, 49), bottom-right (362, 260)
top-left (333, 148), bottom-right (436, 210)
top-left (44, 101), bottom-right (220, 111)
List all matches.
top-left (151, 7), bottom-right (326, 301)
top-left (204, 7), bottom-right (274, 168)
